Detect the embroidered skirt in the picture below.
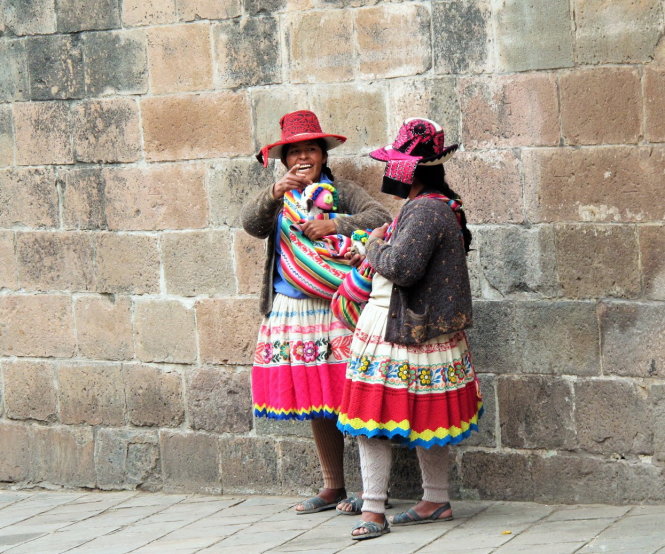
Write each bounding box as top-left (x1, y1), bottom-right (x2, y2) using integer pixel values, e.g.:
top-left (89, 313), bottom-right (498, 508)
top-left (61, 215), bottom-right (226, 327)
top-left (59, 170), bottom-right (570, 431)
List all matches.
top-left (336, 291), bottom-right (483, 448)
top-left (252, 293), bottom-right (353, 420)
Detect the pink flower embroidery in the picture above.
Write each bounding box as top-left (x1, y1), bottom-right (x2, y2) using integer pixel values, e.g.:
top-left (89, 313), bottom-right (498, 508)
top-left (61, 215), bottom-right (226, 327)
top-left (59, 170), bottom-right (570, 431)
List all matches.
top-left (303, 341), bottom-right (318, 362)
top-left (261, 343), bottom-right (273, 364)
top-left (292, 340), bottom-right (305, 361)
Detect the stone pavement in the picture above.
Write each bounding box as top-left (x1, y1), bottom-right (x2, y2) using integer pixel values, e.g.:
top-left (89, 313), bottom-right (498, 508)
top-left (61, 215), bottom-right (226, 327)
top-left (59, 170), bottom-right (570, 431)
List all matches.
top-left (0, 490), bottom-right (664, 553)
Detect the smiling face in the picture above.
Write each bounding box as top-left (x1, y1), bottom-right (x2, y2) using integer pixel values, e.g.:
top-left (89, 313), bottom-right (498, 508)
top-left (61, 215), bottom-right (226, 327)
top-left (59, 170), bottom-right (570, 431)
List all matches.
top-left (284, 140), bottom-right (327, 183)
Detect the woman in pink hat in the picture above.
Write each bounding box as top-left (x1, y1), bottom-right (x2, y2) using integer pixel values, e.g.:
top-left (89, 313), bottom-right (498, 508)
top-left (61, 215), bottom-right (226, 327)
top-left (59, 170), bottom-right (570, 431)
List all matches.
top-left (241, 110), bottom-right (391, 514)
top-left (335, 118), bottom-right (483, 539)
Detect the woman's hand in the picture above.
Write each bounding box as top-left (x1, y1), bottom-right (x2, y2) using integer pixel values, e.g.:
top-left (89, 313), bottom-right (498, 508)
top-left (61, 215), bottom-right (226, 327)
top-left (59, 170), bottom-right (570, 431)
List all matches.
top-left (272, 164), bottom-right (312, 199)
top-left (299, 219), bottom-right (337, 240)
top-left (344, 250), bottom-right (365, 268)
top-left (369, 223), bottom-right (389, 242)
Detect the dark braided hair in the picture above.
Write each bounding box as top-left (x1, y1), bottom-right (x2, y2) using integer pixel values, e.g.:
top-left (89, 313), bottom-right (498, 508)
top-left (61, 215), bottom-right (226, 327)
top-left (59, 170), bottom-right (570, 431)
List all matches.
top-left (280, 139), bottom-right (335, 182)
top-left (414, 164), bottom-right (472, 253)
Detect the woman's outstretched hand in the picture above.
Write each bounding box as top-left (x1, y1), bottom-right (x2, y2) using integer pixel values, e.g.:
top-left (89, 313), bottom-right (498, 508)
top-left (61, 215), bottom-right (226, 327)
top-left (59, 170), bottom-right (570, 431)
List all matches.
top-left (299, 219), bottom-right (337, 240)
top-left (272, 164), bottom-right (312, 199)
top-left (369, 223), bottom-right (389, 242)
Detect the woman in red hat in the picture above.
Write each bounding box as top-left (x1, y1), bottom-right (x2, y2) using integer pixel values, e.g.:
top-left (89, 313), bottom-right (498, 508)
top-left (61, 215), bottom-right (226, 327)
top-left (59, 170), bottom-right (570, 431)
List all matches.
top-left (241, 110), bottom-right (391, 514)
top-left (335, 118), bottom-right (483, 539)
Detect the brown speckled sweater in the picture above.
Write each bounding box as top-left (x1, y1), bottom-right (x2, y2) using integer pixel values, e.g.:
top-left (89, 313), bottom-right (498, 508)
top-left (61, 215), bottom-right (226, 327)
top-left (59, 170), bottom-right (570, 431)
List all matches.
top-left (366, 191), bottom-right (472, 345)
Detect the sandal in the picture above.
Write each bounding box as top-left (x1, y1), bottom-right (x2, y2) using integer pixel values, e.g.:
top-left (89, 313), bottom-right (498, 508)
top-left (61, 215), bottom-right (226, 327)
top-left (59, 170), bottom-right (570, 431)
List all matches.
top-left (389, 502), bottom-right (454, 526)
top-left (351, 519), bottom-right (390, 540)
top-left (336, 494), bottom-right (393, 515)
top-left (295, 493), bottom-right (345, 515)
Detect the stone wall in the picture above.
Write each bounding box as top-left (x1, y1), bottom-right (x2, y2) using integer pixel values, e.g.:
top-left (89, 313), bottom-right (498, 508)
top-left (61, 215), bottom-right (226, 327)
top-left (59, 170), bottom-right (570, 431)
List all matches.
top-left (0, 0), bottom-right (664, 503)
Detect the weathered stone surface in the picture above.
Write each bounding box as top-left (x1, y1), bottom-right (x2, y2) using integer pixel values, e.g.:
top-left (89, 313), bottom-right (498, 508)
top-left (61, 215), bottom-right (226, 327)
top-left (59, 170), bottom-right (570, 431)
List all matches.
top-left (220, 437), bottom-right (279, 493)
top-left (250, 87), bottom-right (309, 154)
top-left (197, 298), bottom-right (260, 364)
top-left (188, 367), bottom-right (252, 433)
top-left (466, 300), bottom-right (517, 374)
top-left (460, 74), bottom-right (559, 148)
top-left (1, 169), bottom-right (60, 227)
top-left (554, 224), bottom-right (640, 299)
top-left (460, 373), bottom-right (496, 448)
top-left (82, 30), bottom-right (148, 96)
top-left (57, 0), bottom-right (121, 31)
top-left (476, 225), bottom-right (557, 297)
top-left (148, 23), bottom-right (213, 93)
top-left (575, 379), bottom-right (652, 456)
top-left (95, 428), bottom-right (161, 490)
top-left (0, 40), bottom-right (29, 102)
top-left (277, 438), bottom-right (321, 494)
top-left (234, 230), bottom-right (265, 296)
top-left (58, 363), bottom-right (125, 426)
top-left (645, 68), bottom-right (665, 143)
top-left (560, 68), bottom-right (641, 145)
top-left (104, 164), bottom-right (208, 231)
top-left (16, 231), bottom-right (95, 292)
top-left (2, 360), bottom-right (57, 422)
top-left (31, 426), bottom-right (96, 487)
top-left (122, 0), bottom-right (178, 26)
top-left (214, 16), bottom-right (280, 88)
top-left (641, 226), bottom-right (665, 300)
top-left (73, 98), bottom-right (141, 163)
top-left (95, 233), bottom-right (160, 294)
top-left (499, 375), bottom-right (575, 449)
top-left (525, 146), bottom-right (665, 223)
top-left (2, 0), bottom-right (56, 35)
top-left (160, 431), bottom-right (221, 493)
top-left (142, 92), bottom-right (252, 161)
top-left (176, 0), bottom-right (241, 20)
top-left (244, 0), bottom-right (285, 14)
top-left (75, 295), bottom-right (133, 360)
top-left (432, 0), bottom-right (492, 74)
top-left (574, 0), bottom-right (663, 64)
top-left (287, 10), bottom-right (354, 84)
top-left (0, 105), bottom-right (13, 167)
top-left (600, 302), bottom-right (665, 378)
top-left (26, 35), bottom-right (84, 100)
top-left (495, 0), bottom-right (573, 71)
top-left (355, 4), bottom-right (430, 79)
top-left (616, 460), bottom-right (665, 504)
top-left (0, 422), bottom-right (31, 482)
top-left (652, 383), bottom-right (665, 462)
top-left (0, 232), bottom-right (17, 289)
top-left (62, 168), bottom-right (107, 230)
top-left (14, 101), bottom-right (74, 165)
top-left (389, 445), bottom-right (422, 500)
top-left (0, 295), bottom-right (75, 357)
top-left (448, 151), bottom-right (523, 224)
top-left (461, 451), bottom-right (535, 501)
top-left (254, 417), bottom-right (312, 438)
top-left (134, 300), bottom-right (197, 363)
top-left (125, 364), bottom-right (184, 427)
top-left (162, 231), bottom-right (235, 296)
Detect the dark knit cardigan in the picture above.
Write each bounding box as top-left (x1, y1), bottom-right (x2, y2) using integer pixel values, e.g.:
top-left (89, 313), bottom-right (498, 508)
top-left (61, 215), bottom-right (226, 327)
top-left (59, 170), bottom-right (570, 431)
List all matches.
top-left (241, 178), bottom-right (392, 316)
top-left (366, 192), bottom-right (472, 345)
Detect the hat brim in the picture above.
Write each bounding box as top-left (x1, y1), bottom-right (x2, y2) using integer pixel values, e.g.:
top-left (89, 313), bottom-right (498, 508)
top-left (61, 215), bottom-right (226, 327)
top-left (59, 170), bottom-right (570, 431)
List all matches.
top-left (369, 144), bottom-right (459, 166)
top-left (256, 133), bottom-right (347, 166)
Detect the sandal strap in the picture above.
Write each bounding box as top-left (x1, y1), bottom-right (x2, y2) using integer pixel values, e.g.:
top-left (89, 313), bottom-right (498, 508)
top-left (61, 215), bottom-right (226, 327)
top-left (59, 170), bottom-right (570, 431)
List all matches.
top-left (352, 520), bottom-right (387, 533)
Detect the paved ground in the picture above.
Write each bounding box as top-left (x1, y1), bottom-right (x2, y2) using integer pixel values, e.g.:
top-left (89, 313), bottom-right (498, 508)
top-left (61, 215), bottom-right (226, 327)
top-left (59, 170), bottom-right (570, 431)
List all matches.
top-left (0, 490), bottom-right (663, 553)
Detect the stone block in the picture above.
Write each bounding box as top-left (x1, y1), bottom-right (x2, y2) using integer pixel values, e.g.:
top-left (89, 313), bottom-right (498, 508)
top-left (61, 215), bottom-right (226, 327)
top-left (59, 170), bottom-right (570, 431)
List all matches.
top-left (0, 105), bottom-right (13, 167)
top-left (125, 364), bottom-right (185, 427)
top-left (0, 232), bottom-right (17, 289)
top-left (95, 233), bottom-right (160, 294)
top-left (82, 29), bottom-right (148, 96)
top-left (652, 383), bottom-right (665, 462)
top-left (560, 68), bottom-right (641, 145)
top-left (389, 77), bottom-right (460, 145)
top-left (466, 300), bottom-right (518, 374)
top-left (498, 375), bottom-right (575, 449)
top-left (234, 230), bottom-right (265, 296)
top-left (355, 4), bottom-right (430, 79)
top-left (26, 35), bottom-right (84, 100)
top-left (16, 231), bottom-right (95, 292)
top-left (446, 150), bottom-right (524, 224)
top-left (0, 422), bottom-right (31, 482)
top-left (56, 0), bottom-right (121, 31)
top-left (460, 74), bottom-right (559, 148)
top-left (277, 438), bottom-right (321, 494)
top-left (122, 0), bottom-right (178, 26)
top-left (197, 298), bottom-right (260, 364)
top-left (2, 0), bottom-right (56, 35)
top-left (0, 295), bottom-right (75, 357)
top-left (14, 101), bottom-right (74, 165)
top-left (616, 461), bottom-right (665, 504)
top-left (575, 379), bottom-right (652, 456)
top-left (0, 40), bottom-right (29, 102)
top-left (460, 450), bottom-right (535, 501)
top-left (160, 431), bottom-right (221, 493)
top-left (286, 10), bottom-right (354, 84)
top-left (645, 68), bottom-right (665, 143)
top-left (148, 23), bottom-right (213, 93)
top-left (641, 226), bottom-right (665, 300)
top-left (188, 367), bottom-right (252, 433)
top-left (73, 98), bottom-right (141, 163)
top-left (476, 225), bottom-right (558, 296)
top-left (0, 173), bottom-right (59, 232)
top-left (103, 164), bottom-right (208, 231)
top-left (254, 417), bottom-right (312, 438)
top-left (600, 302), bottom-right (665, 378)
top-left (213, 16), bottom-right (280, 88)
top-left (58, 363), bottom-right (125, 426)
top-left (176, 0), bottom-right (241, 20)
top-left (142, 92), bottom-right (252, 161)
top-left (463, 373), bottom-right (496, 448)
top-left (250, 87), bottom-right (310, 154)
top-left (389, 445), bottom-right (423, 500)
top-left (514, 301), bottom-right (600, 376)
top-left (244, 0), bottom-right (285, 14)
top-left (95, 428), bottom-right (161, 490)
top-left (220, 437), bottom-right (279, 493)
top-left (432, 0), bottom-right (492, 74)
top-left (495, 0), bottom-right (573, 71)
top-left (62, 168), bottom-right (107, 230)
top-left (2, 360), bottom-right (57, 422)
top-left (162, 230), bottom-right (235, 296)
top-left (574, 0), bottom-right (663, 64)
top-left (75, 295), bottom-right (134, 360)
top-left (524, 146), bottom-right (665, 223)
top-left (134, 300), bottom-right (197, 363)
top-left (31, 425), bottom-right (96, 487)
top-left (554, 224), bottom-right (640, 299)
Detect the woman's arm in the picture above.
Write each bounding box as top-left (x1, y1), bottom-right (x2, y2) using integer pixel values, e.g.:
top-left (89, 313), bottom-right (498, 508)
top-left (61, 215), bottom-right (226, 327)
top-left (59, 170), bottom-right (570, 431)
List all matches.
top-left (240, 184), bottom-right (282, 239)
top-left (334, 180), bottom-right (392, 236)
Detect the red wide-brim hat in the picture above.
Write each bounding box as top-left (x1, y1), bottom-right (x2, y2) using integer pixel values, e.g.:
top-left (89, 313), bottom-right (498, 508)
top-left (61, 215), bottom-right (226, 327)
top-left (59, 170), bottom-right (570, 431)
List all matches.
top-left (256, 110), bottom-right (347, 167)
